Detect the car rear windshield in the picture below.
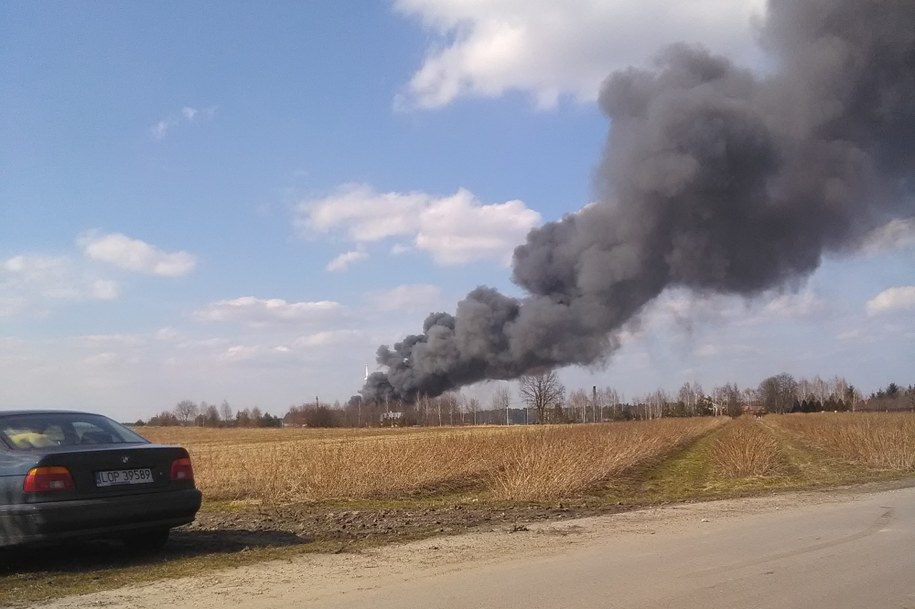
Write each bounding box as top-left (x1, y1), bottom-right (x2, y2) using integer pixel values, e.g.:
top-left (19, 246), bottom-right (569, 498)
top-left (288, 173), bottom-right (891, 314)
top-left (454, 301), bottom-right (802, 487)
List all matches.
top-left (0, 413), bottom-right (148, 450)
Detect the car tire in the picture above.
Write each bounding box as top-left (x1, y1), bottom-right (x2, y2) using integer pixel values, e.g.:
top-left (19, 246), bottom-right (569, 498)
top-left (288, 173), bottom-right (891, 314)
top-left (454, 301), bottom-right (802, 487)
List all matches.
top-left (122, 528), bottom-right (170, 553)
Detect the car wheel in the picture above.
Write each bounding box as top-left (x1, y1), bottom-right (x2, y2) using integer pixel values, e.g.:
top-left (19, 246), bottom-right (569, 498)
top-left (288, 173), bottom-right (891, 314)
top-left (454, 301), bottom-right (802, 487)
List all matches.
top-left (122, 528), bottom-right (170, 553)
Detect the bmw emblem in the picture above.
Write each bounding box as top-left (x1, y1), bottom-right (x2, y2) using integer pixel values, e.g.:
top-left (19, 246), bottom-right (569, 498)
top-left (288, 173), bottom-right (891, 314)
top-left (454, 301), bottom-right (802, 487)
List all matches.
top-left (121, 455), bottom-right (130, 464)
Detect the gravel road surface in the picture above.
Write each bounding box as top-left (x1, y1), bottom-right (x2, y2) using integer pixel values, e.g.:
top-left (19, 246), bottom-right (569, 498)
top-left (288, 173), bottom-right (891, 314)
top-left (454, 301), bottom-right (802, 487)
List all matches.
top-left (37, 483), bottom-right (915, 609)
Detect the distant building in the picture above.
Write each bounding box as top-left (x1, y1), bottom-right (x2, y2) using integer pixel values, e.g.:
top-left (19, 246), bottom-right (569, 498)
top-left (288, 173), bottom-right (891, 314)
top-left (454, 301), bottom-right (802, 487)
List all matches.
top-left (381, 411), bottom-right (404, 426)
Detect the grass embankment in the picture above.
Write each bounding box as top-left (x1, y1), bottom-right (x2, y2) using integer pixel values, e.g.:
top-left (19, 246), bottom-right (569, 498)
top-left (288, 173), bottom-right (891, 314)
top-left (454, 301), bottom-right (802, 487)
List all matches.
top-left (3, 413), bottom-right (914, 607)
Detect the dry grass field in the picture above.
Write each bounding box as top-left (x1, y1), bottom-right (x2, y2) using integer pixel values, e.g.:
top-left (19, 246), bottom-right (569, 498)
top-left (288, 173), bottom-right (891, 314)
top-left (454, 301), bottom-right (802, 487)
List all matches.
top-left (138, 413), bottom-right (915, 507)
top-left (140, 418), bottom-right (721, 503)
top-left (768, 412), bottom-right (915, 470)
top-left (709, 417), bottom-right (784, 478)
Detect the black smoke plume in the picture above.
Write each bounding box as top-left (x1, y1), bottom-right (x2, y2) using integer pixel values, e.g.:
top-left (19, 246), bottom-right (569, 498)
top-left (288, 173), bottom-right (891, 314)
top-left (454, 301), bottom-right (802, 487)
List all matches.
top-left (363, 0), bottom-right (915, 403)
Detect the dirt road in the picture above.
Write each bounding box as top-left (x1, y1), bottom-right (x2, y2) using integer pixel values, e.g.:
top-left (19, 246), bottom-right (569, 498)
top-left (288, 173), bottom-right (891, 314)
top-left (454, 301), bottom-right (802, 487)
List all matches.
top-left (36, 483), bottom-right (915, 609)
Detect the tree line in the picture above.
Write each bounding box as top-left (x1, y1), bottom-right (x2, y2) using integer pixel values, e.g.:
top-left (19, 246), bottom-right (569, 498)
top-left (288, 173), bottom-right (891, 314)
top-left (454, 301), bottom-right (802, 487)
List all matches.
top-left (137, 374), bottom-right (913, 428)
top-left (140, 400), bottom-right (282, 428)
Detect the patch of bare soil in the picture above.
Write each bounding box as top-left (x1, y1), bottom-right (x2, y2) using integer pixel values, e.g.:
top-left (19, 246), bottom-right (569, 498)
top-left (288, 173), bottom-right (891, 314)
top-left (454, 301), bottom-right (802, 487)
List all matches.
top-left (177, 501), bottom-right (631, 551)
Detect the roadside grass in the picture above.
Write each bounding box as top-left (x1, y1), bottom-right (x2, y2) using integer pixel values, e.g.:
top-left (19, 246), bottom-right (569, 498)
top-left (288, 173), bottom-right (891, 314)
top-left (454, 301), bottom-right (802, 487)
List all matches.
top-left (0, 538), bottom-right (375, 606)
top-left (3, 414), bottom-right (914, 607)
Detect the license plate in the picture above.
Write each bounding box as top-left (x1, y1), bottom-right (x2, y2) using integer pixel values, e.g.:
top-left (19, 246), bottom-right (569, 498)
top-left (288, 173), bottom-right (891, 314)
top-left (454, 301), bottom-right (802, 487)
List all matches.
top-left (95, 468), bottom-right (154, 487)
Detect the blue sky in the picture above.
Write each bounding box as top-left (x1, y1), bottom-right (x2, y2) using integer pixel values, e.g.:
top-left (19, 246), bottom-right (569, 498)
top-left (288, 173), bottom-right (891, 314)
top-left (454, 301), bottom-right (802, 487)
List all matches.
top-left (2, 1), bottom-right (913, 421)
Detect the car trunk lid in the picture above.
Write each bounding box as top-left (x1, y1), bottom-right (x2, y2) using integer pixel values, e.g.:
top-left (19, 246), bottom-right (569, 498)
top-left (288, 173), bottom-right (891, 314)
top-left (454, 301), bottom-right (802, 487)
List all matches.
top-left (29, 444), bottom-right (193, 500)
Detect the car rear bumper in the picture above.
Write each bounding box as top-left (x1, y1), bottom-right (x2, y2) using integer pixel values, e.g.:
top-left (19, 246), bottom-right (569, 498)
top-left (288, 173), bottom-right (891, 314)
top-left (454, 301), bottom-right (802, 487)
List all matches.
top-left (0, 488), bottom-right (202, 547)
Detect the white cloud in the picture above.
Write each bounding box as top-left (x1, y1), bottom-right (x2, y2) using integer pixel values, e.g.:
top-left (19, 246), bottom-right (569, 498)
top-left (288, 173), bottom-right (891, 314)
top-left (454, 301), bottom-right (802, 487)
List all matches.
top-left (155, 327), bottom-right (184, 342)
top-left (81, 352), bottom-right (132, 368)
top-left (79, 232), bottom-right (197, 277)
top-left (148, 105), bottom-right (216, 140)
top-left (394, 0), bottom-right (766, 109)
top-left (326, 250), bottom-right (369, 272)
top-left (415, 191), bottom-right (539, 264)
top-left (835, 329), bottom-right (861, 341)
top-left (91, 279), bottom-right (120, 300)
top-left (695, 343), bottom-right (721, 357)
top-left (761, 291), bottom-right (824, 319)
top-left (1, 254), bottom-right (118, 313)
top-left (150, 120), bottom-right (171, 141)
top-left (862, 218), bottom-right (915, 254)
top-left (300, 183), bottom-right (428, 241)
top-left (866, 286), bottom-right (915, 316)
top-left (220, 345), bottom-right (264, 362)
top-left (79, 334), bottom-right (146, 347)
top-left (0, 297), bottom-right (27, 317)
top-left (648, 287), bottom-right (825, 330)
top-left (218, 330), bottom-right (364, 364)
top-left (194, 296), bottom-right (343, 326)
top-left (367, 284), bottom-right (443, 312)
top-left (298, 184), bottom-right (540, 266)
top-left (292, 330), bottom-right (363, 348)
top-left (3, 254), bottom-right (69, 278)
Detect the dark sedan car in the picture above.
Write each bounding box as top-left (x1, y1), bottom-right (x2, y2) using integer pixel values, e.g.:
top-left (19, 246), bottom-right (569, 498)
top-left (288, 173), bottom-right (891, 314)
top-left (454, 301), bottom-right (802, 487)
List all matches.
top-left (0, 410), bottom-right (201, 551)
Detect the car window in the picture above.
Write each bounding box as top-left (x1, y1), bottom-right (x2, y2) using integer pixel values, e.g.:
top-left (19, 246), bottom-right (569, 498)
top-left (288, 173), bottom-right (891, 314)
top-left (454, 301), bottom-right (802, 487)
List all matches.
top-left (0, 413), bottom-right (148, 450)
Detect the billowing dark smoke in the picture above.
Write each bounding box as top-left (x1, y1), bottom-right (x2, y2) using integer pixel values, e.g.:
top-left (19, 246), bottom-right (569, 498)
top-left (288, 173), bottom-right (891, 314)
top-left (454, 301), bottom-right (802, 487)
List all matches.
top-left (364, 0), bottom-right (915, 402)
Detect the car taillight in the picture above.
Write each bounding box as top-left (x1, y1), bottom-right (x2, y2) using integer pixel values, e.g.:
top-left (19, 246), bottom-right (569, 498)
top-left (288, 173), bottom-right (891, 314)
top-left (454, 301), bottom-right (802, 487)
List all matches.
top-left (170, 457), bottom-right (194, 482)
top-left (23, 466), bottom-right (75, 492)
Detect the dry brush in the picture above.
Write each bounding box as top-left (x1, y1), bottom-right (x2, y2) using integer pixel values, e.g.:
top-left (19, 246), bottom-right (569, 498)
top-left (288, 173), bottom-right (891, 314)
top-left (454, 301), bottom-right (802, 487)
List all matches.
top-left (142, 419), bottom-right (719, 504)
top-left (768, 412), bottom-right (915, 470)
top-left (709, 417), bottom-right (784, 478)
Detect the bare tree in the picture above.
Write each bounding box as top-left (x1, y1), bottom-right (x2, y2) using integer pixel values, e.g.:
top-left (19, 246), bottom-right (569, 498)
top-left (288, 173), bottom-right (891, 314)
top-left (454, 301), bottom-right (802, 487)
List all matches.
top-left (601, 387), bottom-right (621, 420)
top-left (436, 393), bottom-right (460, 426)
top-left (568, 389), bottom-right (590, 423)
top-left (220, 400), bottom-right (233, 424)
top-left (235, 408), bottom-right (251, 427)
top-left (491, 385), bottom-right (512, 425)
top-left (415, 394), bottom-right (429, 426)
top-left (519, 370), bottom-right (565, 424)
top-left (726, 384), bottom-right (744, 418)
top-left (713, 383), bottom-right (743, 418)
top-left (812, 375), bottom-right (830, 405)
top-left (201, 403), bottom-right (220, 427)
top-left (174, 400), bottom-right (198, 425)
top-left (646, 388), bottom-right (670, 419)
top-left (758, 373), bottom-right (798, 414)
top-left (844, 384), bottom-right (861, 411)
top-left (464, 396), bottom-right (481, 425)
top-left (742, 387), bottom-right (758, 409)
top-left (796, 377), bottom-right (813, 403)
top-left (678, 382), bottom-right (702, 417)
top-left (831, 376), bottom-right (850, 405)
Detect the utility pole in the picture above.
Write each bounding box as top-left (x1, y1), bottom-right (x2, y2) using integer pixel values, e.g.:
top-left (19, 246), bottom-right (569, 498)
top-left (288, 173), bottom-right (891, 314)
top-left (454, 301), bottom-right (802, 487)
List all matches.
top-left (592, 386), bottom-right (598, 424)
